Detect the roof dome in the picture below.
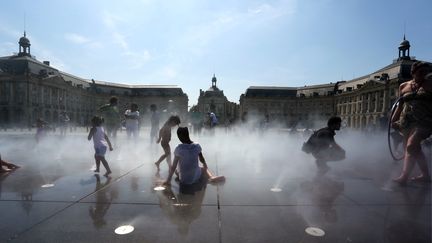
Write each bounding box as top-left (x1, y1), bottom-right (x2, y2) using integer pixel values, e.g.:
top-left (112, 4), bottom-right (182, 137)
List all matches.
top-left (399, 36), bottom-right (410, 50)
top-left (19, 32), bottom-right (31, 47)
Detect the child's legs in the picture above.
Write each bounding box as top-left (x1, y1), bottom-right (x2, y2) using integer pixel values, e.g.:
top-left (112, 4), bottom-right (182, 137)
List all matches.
top-left (94, 155), bottom-right (101, 170)
top-left (156, 142), bottom-right (171, 165)
top-left (132, 127), bottom-right (139, 140)
top-left (100, 157), bottom-right (111, 173)
top-left (126, 129), bottom-right (132, 138)
top-left (95, 146), bottom-right (108, 171)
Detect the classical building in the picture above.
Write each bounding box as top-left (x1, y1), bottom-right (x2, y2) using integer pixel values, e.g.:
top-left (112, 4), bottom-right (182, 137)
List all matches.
top-left (0, 33), bottom-right (188, 128)
top-left (240, 36), bottom-right (431, 129)
top-left (240, 84), bottom-right (335, 127)
top-left (334, 35), bottom-right (428, 129)
top-left (196, 74), bottom-right (238, 123)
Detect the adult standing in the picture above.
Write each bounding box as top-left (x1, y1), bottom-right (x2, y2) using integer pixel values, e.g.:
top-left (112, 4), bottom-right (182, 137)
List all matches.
top-left (208, 112), bottom-right (218, 128)
top-left (99, 97), bottom-right (121, 138)
top-left (391, 61), bottom-right (432, 185)
top-left (58, 111), bottom-right (70, 137)
top-left (124, 103), bottom-right (140, 140)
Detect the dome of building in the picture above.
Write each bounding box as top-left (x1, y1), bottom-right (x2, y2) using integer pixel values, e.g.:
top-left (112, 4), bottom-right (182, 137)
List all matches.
top-left (19, 35), bottom-right (31, 47)
top-left (399, 36), bottom-right (410, 50)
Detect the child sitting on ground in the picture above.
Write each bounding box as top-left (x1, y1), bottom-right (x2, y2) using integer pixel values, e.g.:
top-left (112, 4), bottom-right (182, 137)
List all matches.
top-left (88, 116), bottom-right (113, 176)
top-left (164, 127), bottom-right (225, 185)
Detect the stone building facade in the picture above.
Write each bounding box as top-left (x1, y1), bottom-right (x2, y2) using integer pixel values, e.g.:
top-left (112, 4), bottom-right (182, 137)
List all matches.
top-left (240, 84), bottom-right (335, 127)
top-left (0, 33), bottom-right (188, 128)
top-left (240, 36), bottom-right (431, 129)
top-left (196, 74), bottom-right (238, 124)
top-left (334, 36), bottom-right (425, 129)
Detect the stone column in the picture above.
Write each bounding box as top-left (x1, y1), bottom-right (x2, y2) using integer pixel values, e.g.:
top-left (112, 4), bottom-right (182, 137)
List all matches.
top-left (367, 93), bottom-right (371, 113)
top-left (374, 92), bottom-right (379, 113)
top-left (382, 89), bottom-right (388, 113)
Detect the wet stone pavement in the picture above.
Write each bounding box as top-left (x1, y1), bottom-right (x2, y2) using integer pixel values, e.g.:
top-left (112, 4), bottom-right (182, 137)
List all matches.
top-left (0, 130), bottom-right (430, 243)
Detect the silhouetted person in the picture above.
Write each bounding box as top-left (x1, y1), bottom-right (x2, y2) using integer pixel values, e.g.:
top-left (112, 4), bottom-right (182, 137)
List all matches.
top-left (391, 61), bottom-right (432, 185)
top-left (35, 118), bottom-right (48, 143)
top-left (303, 116), bottom-right (345, 174)
top-left (58, 111), bottom-right (70, 137)
top-left (155, 116), bottom-right (181, 172)
top-left (99, 96), bottom-right (120, 138)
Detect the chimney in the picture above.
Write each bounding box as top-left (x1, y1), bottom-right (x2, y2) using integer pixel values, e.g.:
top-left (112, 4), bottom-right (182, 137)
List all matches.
top-left (43, 61), bottom-right (50, 66)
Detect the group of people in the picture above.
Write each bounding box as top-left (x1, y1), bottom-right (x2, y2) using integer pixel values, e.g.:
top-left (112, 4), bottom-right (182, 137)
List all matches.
top-left (97, 97), bottom-right (161, 142)
top-left (88, 96), bottom-right (225, 185)
top-left (88, 109), bottom-right (225, 185)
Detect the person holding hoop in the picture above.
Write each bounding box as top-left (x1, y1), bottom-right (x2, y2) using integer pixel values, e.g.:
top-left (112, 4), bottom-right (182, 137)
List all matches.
top-left (391, 61), bottom-right (432, 185)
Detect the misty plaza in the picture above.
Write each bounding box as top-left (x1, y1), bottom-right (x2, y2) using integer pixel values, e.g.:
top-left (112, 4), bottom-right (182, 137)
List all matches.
top-left (1, 30), bottom-right (432, 243)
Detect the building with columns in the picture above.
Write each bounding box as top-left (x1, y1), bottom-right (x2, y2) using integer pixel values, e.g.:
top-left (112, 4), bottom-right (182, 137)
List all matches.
top-left (196, 74), bottom-right (238, 124)
top-left (240, 36), bottom-right (431, 129)
top-left (240, 84), bottom-right (335, 127)
top-left (0, 33), bottom-right (188, 128)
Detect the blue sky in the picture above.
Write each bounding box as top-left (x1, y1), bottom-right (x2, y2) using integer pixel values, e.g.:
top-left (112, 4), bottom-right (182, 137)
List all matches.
top-left (1, 0), bottom-right (431, 106)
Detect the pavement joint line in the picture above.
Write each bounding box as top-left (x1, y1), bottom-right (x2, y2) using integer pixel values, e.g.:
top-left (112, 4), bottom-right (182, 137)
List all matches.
top-left (7, 161), bottom-right (147, 241)
top-left (215, 154), bottom-right (222, 243)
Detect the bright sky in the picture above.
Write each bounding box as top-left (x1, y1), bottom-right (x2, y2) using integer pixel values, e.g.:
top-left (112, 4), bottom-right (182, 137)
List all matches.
top-left (1, 0), bottom-right (431, 106)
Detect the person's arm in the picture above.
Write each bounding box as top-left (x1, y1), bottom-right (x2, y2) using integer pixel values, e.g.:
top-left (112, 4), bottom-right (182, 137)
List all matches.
top-left (331, 140), bottom-right (343, 150)
top-left (198, 152), bottom-right (208, 169)
top-left (105, 134), bottom-right (113, 151)
top-left (391, 84), bottom-right (406, 129)
top-left (88, 127), bottom-right (96, 140)
top-left (157, 127), bottom-right (163, 143)
top-left (164, 156), bottom-right (179, 185)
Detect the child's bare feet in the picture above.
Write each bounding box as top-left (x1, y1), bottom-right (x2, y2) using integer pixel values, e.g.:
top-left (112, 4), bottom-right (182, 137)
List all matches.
top-left (104, 171), bottom-right (112, 177)
top-left (154, 162), bottom-right (160, 170)
top-left (410, 175), bottom-right (431, 183)
top-left (0, 168), bottom-right (12, 173)
top-left (94, 169), bottom-right (100, 173)
top-left (393, 176), bottom-right (408, 186)
top-left (7, 164), bottom-right (20, 169)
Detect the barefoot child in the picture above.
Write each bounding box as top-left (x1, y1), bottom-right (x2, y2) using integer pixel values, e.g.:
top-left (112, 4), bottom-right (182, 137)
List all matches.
top-left (155, 115), bottom-right (181, 171)
top-left (164, 127), bottom-right (225, 185)
top-left (88, 116), bottom-right (113, 176)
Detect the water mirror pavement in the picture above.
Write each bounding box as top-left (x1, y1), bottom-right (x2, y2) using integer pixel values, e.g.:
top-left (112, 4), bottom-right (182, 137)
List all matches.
top-left (0, 128), bottom-right (430, 243)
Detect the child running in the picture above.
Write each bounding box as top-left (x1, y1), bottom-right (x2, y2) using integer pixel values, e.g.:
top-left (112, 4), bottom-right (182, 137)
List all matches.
top-left (164, 127), bottom-right (225, 185)
top-left (155, 115), bottom-right (181, 171)
top-left (88, 116), bottom-right (113, 176)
